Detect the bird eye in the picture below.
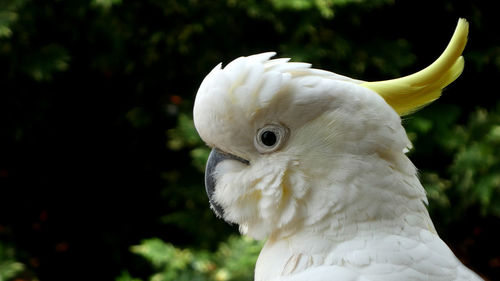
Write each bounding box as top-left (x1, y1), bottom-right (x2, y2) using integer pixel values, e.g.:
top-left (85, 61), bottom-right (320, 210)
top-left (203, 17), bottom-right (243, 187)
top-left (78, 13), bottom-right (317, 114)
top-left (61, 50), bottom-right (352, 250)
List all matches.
top-left (255, 124), bottom-right (289, 153)
top-left (261, 131), bottom-right (277, 146)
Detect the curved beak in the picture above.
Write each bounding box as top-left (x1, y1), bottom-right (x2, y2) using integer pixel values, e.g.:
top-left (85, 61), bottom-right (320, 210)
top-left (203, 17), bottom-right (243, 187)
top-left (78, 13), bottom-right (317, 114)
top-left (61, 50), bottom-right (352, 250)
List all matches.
top-left (205, 148), bottom-right (249, 218)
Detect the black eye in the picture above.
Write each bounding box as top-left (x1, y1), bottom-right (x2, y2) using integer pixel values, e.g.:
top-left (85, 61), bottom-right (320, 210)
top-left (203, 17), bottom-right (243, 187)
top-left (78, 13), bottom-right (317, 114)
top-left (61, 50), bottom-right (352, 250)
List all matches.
top-left (255, 124), bottom-right (289, 154)
top-left (261, 131), bottom-right (277, 146)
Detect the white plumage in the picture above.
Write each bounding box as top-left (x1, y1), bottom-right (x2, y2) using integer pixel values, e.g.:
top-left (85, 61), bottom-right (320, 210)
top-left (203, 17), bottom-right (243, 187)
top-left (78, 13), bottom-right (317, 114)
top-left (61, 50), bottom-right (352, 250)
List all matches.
top-left (193, 19), bottom-right (482, 281)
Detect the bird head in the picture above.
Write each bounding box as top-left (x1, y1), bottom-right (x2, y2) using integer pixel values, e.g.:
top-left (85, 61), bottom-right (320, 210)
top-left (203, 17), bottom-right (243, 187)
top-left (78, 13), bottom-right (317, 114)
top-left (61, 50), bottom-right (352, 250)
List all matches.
top-left (193, 19), bottom-right (468, 240)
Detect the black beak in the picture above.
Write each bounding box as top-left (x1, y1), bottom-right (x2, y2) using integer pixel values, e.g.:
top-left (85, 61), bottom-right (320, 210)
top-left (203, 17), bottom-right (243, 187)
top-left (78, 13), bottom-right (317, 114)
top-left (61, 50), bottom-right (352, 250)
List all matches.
top-left (205, 148), bottom-right (249, 218)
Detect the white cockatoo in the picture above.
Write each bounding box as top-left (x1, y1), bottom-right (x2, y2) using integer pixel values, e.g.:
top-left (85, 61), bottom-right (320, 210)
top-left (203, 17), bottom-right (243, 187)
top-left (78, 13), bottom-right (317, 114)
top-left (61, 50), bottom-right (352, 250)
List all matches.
top-left (193, 19), bottom-right (483, 281)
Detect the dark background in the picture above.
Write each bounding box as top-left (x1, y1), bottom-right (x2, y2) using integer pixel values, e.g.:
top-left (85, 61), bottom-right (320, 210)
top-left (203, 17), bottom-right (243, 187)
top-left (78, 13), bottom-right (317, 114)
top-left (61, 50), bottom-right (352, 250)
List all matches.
top-left (1, 0), bottom-right (499, 280)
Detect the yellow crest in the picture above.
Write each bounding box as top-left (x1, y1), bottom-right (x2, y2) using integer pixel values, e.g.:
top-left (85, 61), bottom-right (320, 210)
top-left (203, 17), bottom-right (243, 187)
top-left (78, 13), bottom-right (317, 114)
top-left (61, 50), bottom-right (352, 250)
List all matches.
top-left (361, 19), bottom-right (469, 116)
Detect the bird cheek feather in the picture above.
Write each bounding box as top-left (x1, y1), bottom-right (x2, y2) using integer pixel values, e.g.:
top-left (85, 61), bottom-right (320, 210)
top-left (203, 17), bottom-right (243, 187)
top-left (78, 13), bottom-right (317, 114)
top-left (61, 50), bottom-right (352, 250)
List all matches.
top-left (212, 157), bottom-right (311, 239)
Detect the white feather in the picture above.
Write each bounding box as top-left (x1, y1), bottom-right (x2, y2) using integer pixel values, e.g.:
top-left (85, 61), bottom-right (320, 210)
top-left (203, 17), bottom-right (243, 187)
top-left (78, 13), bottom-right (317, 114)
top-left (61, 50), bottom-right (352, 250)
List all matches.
top-left (193, 53), bottom-right (483, 281)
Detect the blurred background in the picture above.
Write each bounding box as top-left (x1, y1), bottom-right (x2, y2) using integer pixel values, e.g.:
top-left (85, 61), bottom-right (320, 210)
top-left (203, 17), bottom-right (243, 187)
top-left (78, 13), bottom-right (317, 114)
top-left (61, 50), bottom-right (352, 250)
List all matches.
top-left (1, 0), bottom-right (499, 280)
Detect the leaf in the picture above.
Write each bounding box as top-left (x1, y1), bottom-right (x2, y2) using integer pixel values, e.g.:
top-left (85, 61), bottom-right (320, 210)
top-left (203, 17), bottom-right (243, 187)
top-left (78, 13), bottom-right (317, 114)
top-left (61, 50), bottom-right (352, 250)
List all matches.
top-left (167, 114), bottom-right (203, 151)
top-left (0, 242), bottom-right (25, 281)
top-left (21, 44), bottom-right (70, 81)
top-left (125, 236), bottom-right (262, 281)
top-left (131, 238), bottom-right (192, 269)
top-left (0, 0), bottom-right (28, 38)
top-left (115, 271), bottom-right (143, 281)
top-left (91, 0), bottom-right (122, 9)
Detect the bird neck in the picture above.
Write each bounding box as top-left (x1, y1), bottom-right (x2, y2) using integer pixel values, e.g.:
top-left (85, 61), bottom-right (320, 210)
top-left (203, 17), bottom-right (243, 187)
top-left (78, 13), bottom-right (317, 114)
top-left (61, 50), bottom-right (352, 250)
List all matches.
top-left (255, 209), bottom-right (435, 281)
top-left (268, 152), bottom-right (436, 245)
top-left (254, 152), bottom-right (436, 281)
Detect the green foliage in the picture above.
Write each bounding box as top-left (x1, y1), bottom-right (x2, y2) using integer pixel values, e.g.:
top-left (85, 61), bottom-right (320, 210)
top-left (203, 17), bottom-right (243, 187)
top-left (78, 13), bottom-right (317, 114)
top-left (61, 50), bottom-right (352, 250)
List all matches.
top-left (406, 104), bottom-right (500, 221)
top-left (0, 241), bottom-right (25, 281)
top-left (167, 113), bottom-right (203, 150)
top-left (269, 0), bottom-right (364, 18)
top-left (122, 236), bottom-right (262, 281)
top-left (449, 107), bottom-right (500, 216)
top-left (0, 0), bottom-right (27, 38)
top-left (21, 44), bottom-right (70, 82)
top-left (91, 0), bottom-right (122, 9)
top-left (230, 0), bottom-right (393, 19)
top-left (167, 113), bottom-right (210, 172)
top-left (116, 271), bottom-right (142, 281)
top-left (126, 107), bottom-right (153, 129)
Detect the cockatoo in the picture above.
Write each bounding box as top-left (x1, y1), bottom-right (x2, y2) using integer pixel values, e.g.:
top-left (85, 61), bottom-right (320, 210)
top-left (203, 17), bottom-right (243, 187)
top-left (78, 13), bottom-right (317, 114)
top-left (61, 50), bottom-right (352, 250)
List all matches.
top-left (193, 19), bottom-right (483, 281)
